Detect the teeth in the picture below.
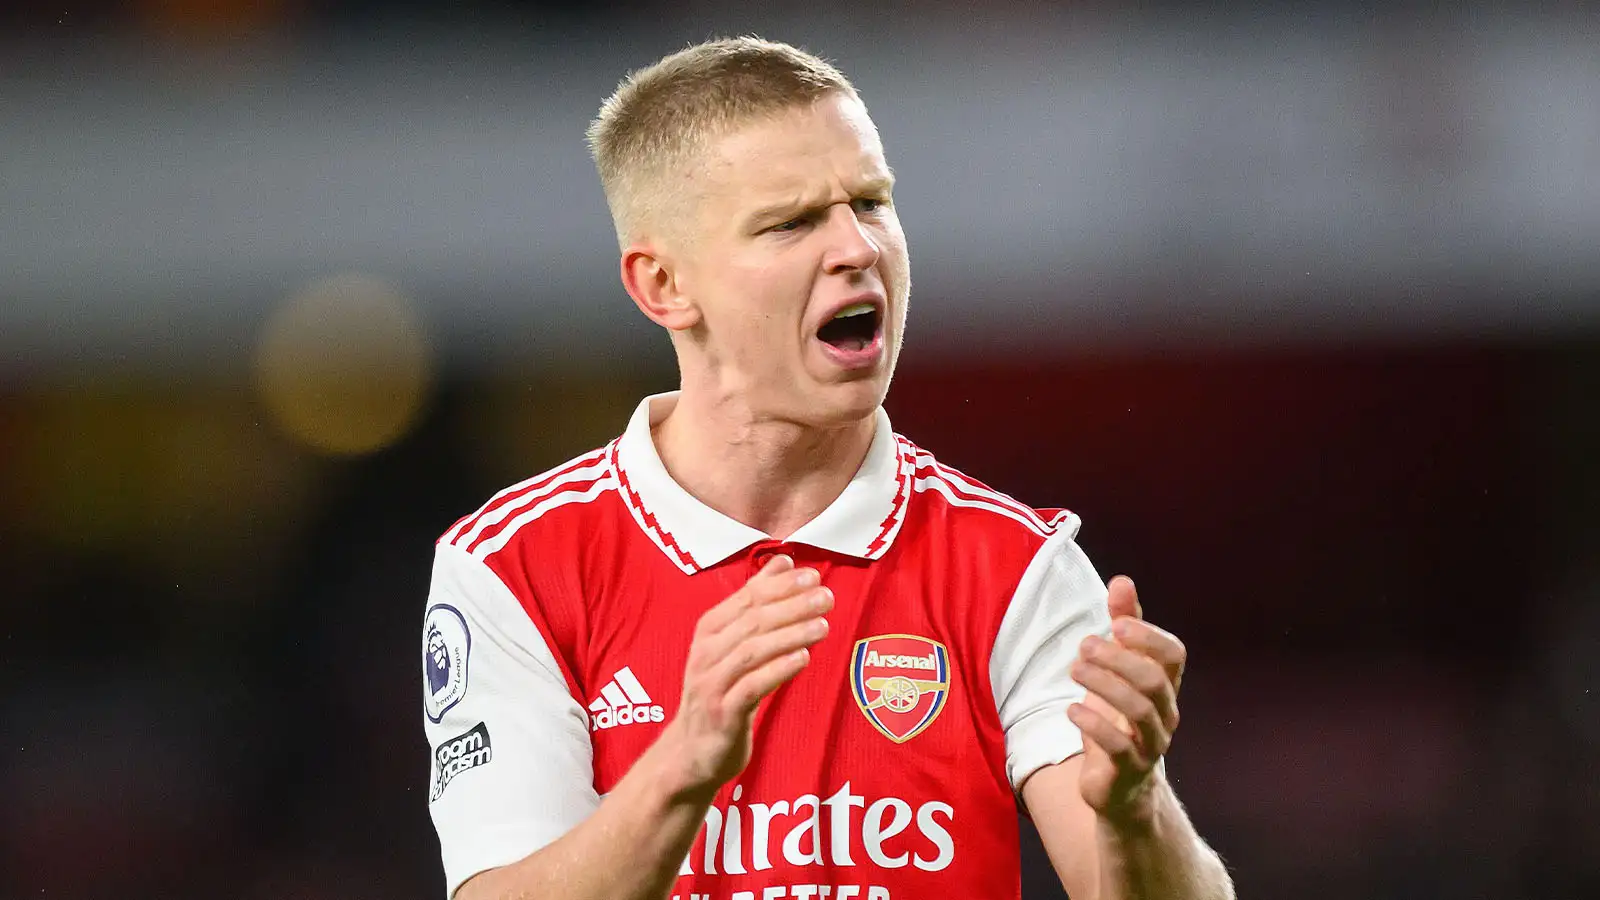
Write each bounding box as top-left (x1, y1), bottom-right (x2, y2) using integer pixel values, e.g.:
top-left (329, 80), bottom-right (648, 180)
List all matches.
top-left (832, 302), bottom-right (876, 320)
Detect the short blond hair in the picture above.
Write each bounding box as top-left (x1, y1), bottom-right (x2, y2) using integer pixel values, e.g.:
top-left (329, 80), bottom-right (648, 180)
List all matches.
top-left (587, 36), bottom-right (860, 249)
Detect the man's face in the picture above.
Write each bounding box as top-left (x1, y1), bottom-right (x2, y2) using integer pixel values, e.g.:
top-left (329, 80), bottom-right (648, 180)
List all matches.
top-left (669, 93), bottom-right (910, 428)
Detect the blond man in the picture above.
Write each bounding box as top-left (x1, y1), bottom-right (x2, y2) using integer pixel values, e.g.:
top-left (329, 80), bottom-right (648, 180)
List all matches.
top-left (422, 36), bottom-right (1234, 900)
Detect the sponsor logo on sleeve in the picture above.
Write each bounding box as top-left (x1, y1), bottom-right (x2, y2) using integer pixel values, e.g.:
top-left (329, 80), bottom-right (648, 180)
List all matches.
top-left (850, 634), bottom-right (951, 743)
top-left (422, 603), bottom-right (471, 723)
top-left (430, 721), bottom-right (492, 801)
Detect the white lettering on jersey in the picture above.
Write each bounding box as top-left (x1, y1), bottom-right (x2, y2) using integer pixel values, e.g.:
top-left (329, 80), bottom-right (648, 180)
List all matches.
top-left (861, 650), bottom-right (937, 671)
top-left (862, 797), bottom-right (912, 867)
top-left (912, 802), bottom-right (955, 871)
top-left (723, 785), bottom-right (748, 875)
top-left (588, 665), bottom-right (666, 731)
top-left (681, 784), bottom-right (955, 877)
top-left (689, 886), bottom-right (886, 900)
top-left (782, 794), bottom-right (824, 867)
top-left (823, 782), bottom-right (866, 865)
top-left (749, 800), bottom-right (789, 871)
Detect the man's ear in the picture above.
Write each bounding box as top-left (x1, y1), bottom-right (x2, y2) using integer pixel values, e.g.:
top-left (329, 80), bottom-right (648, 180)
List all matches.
top-left (620, 244), bottom-right (701, 331)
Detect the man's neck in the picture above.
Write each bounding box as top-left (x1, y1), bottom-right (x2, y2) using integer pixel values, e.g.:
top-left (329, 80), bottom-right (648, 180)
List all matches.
top-left (651, 391), bottom-right (877, 541)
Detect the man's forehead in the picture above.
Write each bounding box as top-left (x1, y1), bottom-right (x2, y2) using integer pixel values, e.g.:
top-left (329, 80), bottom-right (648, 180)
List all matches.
top-left (701, 99), bottom-right (890, 196)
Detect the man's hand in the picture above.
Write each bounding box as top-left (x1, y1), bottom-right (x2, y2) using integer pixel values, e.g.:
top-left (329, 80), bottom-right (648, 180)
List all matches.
top-left (1068, 575), bottom-right (1187, 825)
top-left (1024, 576), bottom-right (1232, 899)
top-left (662, 555), bottom-right (833, 802)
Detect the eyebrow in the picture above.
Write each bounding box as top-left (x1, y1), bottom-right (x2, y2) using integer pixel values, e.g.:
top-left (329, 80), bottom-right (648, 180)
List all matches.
top-left (743, 172), bottom-right (897, 230)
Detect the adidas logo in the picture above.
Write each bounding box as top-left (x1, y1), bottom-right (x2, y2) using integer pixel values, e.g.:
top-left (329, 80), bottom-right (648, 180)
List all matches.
top-left (588, 666), bottom-right (665, 731)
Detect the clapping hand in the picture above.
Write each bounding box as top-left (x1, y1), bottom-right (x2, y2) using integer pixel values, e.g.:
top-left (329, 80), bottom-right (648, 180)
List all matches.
top-left (1068, 576), bottom-right (1187, 824)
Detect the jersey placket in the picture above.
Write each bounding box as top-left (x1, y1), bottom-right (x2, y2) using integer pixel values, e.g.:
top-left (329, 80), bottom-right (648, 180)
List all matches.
top-left (748, 539), bottom-right (791, 576)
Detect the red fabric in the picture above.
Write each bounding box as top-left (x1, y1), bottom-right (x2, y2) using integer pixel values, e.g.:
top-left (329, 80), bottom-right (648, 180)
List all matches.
top-left (467, 441), bottom-right (1057, 900)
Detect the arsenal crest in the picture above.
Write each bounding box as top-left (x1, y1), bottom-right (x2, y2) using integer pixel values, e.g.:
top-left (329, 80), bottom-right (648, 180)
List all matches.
top-left (850, 634), bottom-right (951, 743)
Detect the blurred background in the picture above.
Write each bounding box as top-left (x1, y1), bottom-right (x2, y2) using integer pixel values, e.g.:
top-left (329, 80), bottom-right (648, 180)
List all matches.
top-left (2, 1), bottom-right (1597, 898)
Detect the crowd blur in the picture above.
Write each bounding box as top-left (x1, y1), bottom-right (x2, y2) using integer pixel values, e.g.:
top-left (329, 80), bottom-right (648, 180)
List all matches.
top-left (2, 2), bottom-right (1596, 899)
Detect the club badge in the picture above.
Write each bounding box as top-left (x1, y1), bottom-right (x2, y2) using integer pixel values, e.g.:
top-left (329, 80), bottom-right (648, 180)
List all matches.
top-left (851, 633), bottom-right (951, 743)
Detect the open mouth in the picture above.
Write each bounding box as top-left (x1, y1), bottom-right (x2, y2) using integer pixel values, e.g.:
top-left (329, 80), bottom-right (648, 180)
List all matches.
top-left (816, 301), bottom-right (883, 353)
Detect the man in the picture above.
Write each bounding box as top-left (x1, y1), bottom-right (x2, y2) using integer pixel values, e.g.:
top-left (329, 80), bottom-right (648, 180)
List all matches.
top-left (422, 37), bottom-right (1234, 900)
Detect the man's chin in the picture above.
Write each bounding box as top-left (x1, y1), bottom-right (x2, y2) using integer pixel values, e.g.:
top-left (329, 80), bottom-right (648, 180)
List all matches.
top-left (805, 377), bottom-right (888, 426)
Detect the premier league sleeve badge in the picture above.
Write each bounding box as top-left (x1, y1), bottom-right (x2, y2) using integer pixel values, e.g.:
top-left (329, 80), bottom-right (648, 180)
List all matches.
top-left (851, 634), bottom-right (951, 743)
top-left (423, 603), bottom-right (472, 723)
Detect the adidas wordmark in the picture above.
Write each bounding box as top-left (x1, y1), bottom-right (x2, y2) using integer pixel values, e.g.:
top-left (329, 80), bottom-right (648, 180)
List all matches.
top-left (588, 666), bottom-right (665, 731)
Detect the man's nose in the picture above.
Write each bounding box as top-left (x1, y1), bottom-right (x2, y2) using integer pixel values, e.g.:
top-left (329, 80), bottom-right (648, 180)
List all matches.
top-left (822, 206), bottom-right (881, 274)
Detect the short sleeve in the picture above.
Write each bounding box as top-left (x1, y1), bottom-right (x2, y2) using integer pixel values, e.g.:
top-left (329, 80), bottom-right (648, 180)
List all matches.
top-left (989, 520), bottom-right (1114, 793)
top-left (422, 541), bottom-right (599, 898)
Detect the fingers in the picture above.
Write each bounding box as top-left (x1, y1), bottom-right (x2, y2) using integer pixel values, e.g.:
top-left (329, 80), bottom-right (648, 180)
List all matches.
top-left (685, 555), bottom-right (834, 718)
top-left (1111, 617), bottom-right (1187, 689)
top-left (1106, 575), bottom-right (1142, 621)
top-left (1071, 661), bottom-right (1170, 760)
top-left (725, 647), bottom-right (814, 715)
top-left (692, 580), bottom-right (834, 670)
top-left (1069, 701), bottom-right (1149, 772)
top-left (695, 555), bottom-right (810, 635)
top-left (704, 598), bottom-right (832, 706)
top-left (1071, 635), bottom-right (1178, 757)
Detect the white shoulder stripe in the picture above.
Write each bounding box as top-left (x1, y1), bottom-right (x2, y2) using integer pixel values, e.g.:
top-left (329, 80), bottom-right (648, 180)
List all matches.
top-left (454, 457), bottom-right (611, 550)
top-left (444, 447), bottom-right (608, 544)
top-left (912, 474), bottom-right (1051, 538)
top-left (927, 458), bottom-right (1046, 527)
top-left (469, 477), bottom-right (617, 558)
top-left (908, 449), bottom-right (1051, 531)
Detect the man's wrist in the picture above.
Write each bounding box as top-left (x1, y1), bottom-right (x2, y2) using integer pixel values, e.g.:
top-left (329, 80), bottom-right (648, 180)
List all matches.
top-left (1091, 771), bottom-right (1234, 900)
top-left (636, 722), bottom-right (722, 810)
top-left (1096, 771), bottom-right (1172, 838)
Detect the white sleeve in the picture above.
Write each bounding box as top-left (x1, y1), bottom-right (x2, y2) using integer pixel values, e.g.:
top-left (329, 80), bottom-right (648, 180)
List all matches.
top-left (422, 541), bottom-right (599, 898)
top-left (989, 518), bottom-right (1114, 793)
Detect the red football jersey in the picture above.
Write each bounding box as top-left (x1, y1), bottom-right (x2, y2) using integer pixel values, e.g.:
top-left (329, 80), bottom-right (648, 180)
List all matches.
top-left (423, 393), bottom-right (1112, 899)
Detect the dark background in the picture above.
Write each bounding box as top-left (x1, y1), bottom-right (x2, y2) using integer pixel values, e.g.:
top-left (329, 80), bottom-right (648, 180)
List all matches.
top-left (2, 2), bottom-right (1597, 898)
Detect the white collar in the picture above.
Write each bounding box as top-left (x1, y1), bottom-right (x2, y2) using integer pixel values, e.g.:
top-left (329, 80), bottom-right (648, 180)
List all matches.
top-left (611, 392), bottom-right (914, 574)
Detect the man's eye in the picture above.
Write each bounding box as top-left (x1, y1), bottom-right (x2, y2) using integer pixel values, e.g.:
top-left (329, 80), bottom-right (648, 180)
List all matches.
top-left (854, 198), bottom-right (884, 214)
top-left (772, 219), bottom-right (803, 232)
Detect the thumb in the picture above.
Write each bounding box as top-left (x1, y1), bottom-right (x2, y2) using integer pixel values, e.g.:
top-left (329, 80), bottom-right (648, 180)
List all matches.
top-left (1106, 575), bottom-right (1142, 621)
